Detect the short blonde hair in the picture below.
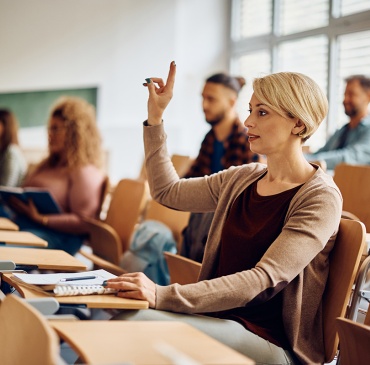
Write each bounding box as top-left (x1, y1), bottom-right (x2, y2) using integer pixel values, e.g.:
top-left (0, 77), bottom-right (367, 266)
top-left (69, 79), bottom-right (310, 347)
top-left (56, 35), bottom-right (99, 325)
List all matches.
top-left (253, 72), bottom-right (328, 141)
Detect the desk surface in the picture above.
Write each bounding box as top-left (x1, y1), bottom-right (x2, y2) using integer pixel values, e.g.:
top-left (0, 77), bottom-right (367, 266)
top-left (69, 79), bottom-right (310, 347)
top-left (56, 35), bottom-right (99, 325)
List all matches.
top-left (50, 321), bottom-right (254, 365)
top-left (0, 246), bottom-right (87, 271)
top-left (1, 273), bottom-right (149, 310)
top-left (0, 218), bottom-right (19, 231)
top-left (0, 231), bottom-right (47, 247)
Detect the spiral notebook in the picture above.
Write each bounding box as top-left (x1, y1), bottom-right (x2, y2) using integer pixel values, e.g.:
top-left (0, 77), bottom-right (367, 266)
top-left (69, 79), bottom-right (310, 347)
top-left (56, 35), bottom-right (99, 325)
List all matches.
top-left (12, 269), bottom-right (118, 297)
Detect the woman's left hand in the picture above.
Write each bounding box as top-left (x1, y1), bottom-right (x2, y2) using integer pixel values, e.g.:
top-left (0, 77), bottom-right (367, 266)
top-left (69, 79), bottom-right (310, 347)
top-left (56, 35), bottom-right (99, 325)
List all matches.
top-left (104, 272), bottom-right (157, 308)
top-left (8, 197), bottom-right (44, 224)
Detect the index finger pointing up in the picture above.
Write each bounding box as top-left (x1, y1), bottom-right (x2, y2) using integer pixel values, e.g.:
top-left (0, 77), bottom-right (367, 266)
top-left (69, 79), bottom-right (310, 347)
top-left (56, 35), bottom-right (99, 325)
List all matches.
top-left (166, 61), bottom-right (176, 91)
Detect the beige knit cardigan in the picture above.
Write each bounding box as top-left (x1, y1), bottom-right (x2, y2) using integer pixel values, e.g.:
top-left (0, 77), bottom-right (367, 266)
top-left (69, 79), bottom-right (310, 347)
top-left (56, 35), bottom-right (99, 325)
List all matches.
top-left (144, 123), bottom-right (342, 364)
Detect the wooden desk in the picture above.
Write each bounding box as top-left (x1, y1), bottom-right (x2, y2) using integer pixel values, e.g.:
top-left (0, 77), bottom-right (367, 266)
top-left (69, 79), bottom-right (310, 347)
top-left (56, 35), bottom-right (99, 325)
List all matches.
top-left (0, 218), bottom-right (19, 231)
top-left (0, 246), bottom-right (87, 271)
top-left (0, 231), bottom-right (47, 247)
top-left (50, 321), bottom-right (254, 365)
top-left (1, 273), bottom-right (149, 310)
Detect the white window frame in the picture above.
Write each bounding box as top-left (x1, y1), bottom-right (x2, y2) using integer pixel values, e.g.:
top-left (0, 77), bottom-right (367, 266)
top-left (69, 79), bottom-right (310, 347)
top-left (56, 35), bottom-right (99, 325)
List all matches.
top-left (229, 0), bottom-right (370, 139)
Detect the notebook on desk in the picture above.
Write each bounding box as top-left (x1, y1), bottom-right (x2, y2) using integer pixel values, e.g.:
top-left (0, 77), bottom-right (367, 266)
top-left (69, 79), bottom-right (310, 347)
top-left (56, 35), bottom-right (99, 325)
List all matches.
top-left (11, 269), bottom-right (118, 296)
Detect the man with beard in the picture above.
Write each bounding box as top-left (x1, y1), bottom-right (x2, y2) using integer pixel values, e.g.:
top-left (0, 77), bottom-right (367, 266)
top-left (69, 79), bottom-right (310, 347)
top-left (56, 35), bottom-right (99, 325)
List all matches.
top-left (181, 73), bottom-right (260, 262)
top-left (306, 75), bottom-right (370, 170)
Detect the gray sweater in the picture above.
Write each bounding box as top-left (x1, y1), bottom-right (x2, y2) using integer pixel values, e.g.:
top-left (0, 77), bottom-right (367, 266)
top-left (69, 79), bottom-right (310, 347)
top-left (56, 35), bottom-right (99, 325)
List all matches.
top-left (0, 144), bottom-right (27, 187)
top-left (144, 123), bottom-right (342, 364)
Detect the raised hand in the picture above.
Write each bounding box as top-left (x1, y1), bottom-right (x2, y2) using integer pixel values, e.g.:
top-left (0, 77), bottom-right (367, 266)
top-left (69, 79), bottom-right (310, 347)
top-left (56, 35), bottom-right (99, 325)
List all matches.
top-left (144, 61), bottom-right (176, 126)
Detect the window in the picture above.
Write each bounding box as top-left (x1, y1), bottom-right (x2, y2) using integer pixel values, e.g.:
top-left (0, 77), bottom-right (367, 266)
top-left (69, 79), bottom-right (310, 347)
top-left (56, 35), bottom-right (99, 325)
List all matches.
top-left (233, 50), bottom-right (271, 122)
top-left (279, 0), bottom-right (329, 35)
top-left (237, 0), bottom-right (272, 38)
top-left (340, 0), bottom-right (370, 16)
top-left (230, 0), bottom-right (370, 151)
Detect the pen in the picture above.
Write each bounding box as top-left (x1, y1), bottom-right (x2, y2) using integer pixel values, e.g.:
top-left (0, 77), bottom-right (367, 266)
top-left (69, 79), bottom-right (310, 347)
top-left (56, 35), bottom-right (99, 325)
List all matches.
top-left (59, 275), bottom-right (97, 282)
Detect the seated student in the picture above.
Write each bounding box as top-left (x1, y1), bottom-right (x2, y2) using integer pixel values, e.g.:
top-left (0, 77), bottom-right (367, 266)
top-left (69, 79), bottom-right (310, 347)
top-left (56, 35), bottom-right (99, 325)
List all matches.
top-left (1, 97), bottom-right (106, 255)
top-left (0, 109), bottom-right (27, 187)
top-left (305, 74), bottom-right (370, 170)
top-left (104, 63), bottom-right (342, 365)
top-left (181, 73), bottom-right (260, 262)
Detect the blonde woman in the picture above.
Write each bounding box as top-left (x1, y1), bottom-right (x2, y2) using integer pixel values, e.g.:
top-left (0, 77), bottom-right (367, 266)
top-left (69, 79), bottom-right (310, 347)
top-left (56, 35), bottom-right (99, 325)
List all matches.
top-left (105, 63), bottom-right (342, 364)
top-left (6, 97), bottom-right (105, 255)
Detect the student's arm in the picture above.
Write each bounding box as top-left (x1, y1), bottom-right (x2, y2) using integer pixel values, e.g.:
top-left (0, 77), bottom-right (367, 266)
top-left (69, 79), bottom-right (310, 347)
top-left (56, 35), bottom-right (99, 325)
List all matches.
top-left (309, 124), bottom-right (370, 169)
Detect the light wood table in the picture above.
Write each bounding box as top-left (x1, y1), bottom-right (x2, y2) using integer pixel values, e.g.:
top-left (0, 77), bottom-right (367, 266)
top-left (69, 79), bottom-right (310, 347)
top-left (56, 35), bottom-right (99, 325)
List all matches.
top-left (0, 218), bottom-right (19, 231)
top-left (0, 246), bottom-right (87, 271)
top-left (50, 321), bottom-right (254, 364)
top-left (1, 273), bottom-right (149, 310)
top-left (0, 230), bottom-right (47, 247)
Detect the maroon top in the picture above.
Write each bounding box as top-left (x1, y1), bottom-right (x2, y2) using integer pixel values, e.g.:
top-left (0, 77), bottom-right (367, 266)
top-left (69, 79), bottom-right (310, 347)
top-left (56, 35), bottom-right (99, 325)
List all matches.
top-left (213, 176), bottom-right (303, 349)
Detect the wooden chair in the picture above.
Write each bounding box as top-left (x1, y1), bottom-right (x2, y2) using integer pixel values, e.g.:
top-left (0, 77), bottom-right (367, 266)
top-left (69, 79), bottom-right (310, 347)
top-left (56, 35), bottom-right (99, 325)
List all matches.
top-left (333, 163), bottom-right (370, 231)
top-left (336, 317), bottom-right (370, 365)
top-left (97, 175), bottom-right (111, 220)
top-left (79, 178), bottom-right (148, 275)
top-left (170, 154), bottom-right (194, 177)
top-left (0, 294), bottom-right (62, 365)
top-left (322, 218), bottom-right (366, 363)
top-left (163, 252), bottom-right (201, 285)
top-left (347, 254), bottom-right (370, 322)
top-left (365, 303), bottom-right (370, 325)
top-left (138, 154), bottom-right (194, 181)
top-left (144, 199), bottom-right (190, 250)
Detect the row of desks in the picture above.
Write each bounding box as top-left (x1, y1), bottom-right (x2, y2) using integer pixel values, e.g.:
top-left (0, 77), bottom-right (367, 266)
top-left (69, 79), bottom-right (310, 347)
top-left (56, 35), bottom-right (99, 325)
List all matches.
top-left (0, 217), bottom-right (48, 247)
top-left (0, 217), bottom-right (254, 364)
top-left (0, 216), bottom-right (147, 311)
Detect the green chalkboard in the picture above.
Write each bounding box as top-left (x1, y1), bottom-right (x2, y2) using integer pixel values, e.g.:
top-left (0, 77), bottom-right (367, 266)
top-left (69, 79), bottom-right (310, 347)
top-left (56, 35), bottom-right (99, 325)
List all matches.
top-left (0, 87), bottom-right (98, 128)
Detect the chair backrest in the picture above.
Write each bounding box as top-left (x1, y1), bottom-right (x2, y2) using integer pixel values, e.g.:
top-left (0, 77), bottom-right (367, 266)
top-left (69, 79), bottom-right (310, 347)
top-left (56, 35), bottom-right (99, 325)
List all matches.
top-left (138, 154), bottom-right (194, 181)
top-left (333, 163), bottom-right (370, 231)
top-left (163, 252), bottom-right (201, 285)
top-left (86, 178), bottom-right (148, 265)
top-left (365, 306), bottom-right (370, 326)
top-left (0, 294), bottom-right (61, 365)
top-left (336, 317), bottom-right (370, 365)
top-left (144, 199), bottom-right (190, 249)
top-left (104, 178), bottom-right (148, 253)
top-left (170, 154), bottom-right (194, 177)
top-left (97, 175), bottom-right (110, 219)
top-left (322, 218), bottom-right (366, 362)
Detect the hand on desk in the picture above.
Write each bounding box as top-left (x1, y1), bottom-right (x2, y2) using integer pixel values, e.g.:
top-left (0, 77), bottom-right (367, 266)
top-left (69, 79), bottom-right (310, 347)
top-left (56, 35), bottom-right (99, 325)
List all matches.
top-left (104, 272), bottom-right (156, 308)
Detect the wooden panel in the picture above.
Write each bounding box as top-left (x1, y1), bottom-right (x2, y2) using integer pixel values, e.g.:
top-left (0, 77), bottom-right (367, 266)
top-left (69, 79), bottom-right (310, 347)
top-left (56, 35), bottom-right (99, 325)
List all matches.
top-left (0, 246), bottom-right (87, 271)
top-left (0, 231), bottom-right (47, 247)
top-left (50, 321), bottom-right (254, 365)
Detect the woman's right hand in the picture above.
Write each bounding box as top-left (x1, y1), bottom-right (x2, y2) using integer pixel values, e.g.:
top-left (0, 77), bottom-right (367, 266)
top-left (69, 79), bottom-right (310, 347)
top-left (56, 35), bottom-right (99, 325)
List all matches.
top-left (144, 61), bottom-right (176, 126)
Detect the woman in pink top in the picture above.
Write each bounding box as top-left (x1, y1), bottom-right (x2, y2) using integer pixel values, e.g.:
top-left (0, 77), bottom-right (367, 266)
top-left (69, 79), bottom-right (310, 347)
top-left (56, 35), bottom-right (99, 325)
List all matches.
top-left (4, 97), bottom-right (105, 255)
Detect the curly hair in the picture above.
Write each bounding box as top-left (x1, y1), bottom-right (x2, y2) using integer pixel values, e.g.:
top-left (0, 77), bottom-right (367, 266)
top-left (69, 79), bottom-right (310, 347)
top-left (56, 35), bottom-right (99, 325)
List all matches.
top-left (40, 96), bottom-right (103, 170)
top-left (0, 109), bottom-right (20, 153)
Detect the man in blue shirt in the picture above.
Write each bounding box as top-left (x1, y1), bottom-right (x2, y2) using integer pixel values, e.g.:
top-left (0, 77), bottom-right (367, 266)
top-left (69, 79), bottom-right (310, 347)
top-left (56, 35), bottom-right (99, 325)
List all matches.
top-left (306, 75), bottom-right (370, 170)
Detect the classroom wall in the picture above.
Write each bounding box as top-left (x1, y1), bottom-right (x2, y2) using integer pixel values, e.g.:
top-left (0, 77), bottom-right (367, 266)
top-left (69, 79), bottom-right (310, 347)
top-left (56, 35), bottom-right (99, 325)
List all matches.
top-left (0, 0), bottom-right (230, 182)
